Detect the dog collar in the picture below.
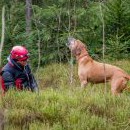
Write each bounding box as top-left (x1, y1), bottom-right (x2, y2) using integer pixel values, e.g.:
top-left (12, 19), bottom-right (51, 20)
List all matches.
top-left (77, 53), bottom-right (88, 61)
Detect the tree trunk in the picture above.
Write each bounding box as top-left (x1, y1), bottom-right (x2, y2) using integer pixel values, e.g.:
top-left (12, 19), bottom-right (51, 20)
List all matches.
top-left (26, 0), bottom-right (32, 34)
top-left (0, 6), bottom-right (5, 66)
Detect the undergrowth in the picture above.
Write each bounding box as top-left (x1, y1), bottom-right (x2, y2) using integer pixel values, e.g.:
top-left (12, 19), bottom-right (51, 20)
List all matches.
top-left (0, 60), bottom-right (130, 130)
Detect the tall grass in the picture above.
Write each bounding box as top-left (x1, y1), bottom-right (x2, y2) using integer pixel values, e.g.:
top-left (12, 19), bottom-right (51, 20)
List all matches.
top-left (0, 60), bottom-right (130, 130)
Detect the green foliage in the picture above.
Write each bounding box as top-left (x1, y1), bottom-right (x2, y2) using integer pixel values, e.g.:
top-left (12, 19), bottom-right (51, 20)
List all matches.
top-left (105, 0), bottom-right (130, 39)
top-left (104, 0), bottom-right (130, 59)
top-left (0, 0), bottom-right (130, 67)
top-left (106, 35), bottom-right (130, 59)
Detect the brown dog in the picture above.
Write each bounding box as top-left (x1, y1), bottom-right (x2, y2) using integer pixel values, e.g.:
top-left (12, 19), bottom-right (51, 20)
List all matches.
top-left (67, 37), bottom-right (130, 95)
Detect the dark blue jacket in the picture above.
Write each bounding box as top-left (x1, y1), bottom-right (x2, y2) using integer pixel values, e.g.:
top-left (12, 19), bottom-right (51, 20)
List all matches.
top-left (0, 56), bottom-right (38, 93)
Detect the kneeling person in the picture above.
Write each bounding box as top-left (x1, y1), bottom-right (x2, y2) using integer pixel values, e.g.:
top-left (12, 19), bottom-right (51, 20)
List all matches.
top-left (0, 46), bottom-right (38, 94)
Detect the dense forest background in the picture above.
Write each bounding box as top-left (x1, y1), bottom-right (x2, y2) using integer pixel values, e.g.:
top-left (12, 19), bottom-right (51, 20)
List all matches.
top-left (0, 0), bottom-right (130, 68)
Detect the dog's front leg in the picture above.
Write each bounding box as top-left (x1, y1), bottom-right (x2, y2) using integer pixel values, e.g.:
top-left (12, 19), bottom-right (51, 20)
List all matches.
top-left (79, 74), bottom-right (88, 88)
top-left (81, 80), bottom-right (88, 88)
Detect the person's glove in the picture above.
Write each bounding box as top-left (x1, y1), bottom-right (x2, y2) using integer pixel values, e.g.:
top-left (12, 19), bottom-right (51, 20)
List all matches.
top-left (15, 79), bottom-right (23, 90)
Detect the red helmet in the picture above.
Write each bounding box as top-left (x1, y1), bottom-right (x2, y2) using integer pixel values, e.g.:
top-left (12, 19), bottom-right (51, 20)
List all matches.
top-left (10, 46), bottom-right (29, 61)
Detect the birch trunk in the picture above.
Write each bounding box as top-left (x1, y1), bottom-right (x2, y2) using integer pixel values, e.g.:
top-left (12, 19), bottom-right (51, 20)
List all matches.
top-left (0, 6), bottom-right (5, 66)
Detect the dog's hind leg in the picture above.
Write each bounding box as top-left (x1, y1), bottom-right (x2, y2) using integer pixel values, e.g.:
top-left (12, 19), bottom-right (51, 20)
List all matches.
top-left (111, 77), bottom-right (127, 95)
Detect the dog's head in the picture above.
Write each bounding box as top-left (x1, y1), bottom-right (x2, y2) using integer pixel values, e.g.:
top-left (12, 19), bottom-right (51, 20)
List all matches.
top-left (67, 37), bottom-right (86, 56)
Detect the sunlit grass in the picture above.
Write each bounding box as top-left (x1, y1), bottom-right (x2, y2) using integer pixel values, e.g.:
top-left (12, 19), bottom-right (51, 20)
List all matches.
top-left (0, 60), bottom-right (130, 130)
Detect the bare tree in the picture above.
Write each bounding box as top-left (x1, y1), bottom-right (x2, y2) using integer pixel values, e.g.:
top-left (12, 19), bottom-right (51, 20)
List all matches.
top-left (26, 0), bottom-right (32, 34)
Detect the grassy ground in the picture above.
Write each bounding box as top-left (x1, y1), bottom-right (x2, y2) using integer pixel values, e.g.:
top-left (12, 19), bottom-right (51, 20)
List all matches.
top-left (0, 60), bottom-right (130, 130)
